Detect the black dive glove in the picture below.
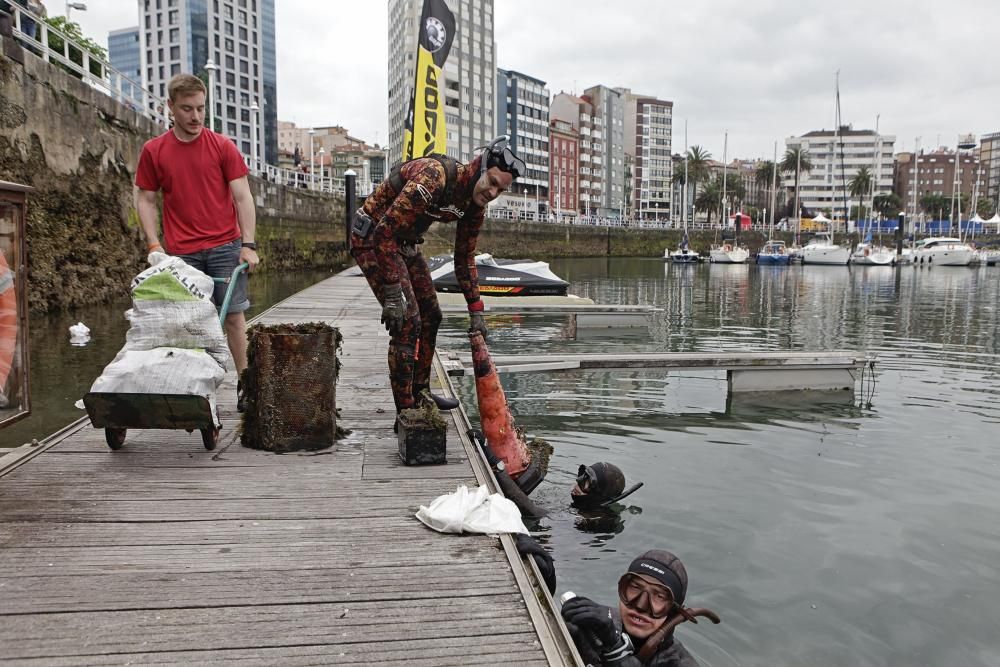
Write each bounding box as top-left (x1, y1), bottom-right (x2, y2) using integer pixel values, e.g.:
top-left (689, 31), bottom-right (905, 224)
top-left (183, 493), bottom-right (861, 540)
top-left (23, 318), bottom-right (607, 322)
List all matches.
top-left (380, 283), bottom-right (407, 336)
top-left (514, 533), bottom-right (556, 594)
top-left (561, 597), bottom-right (634, 662)
top-left (469, 311), bottom-right (488, 340)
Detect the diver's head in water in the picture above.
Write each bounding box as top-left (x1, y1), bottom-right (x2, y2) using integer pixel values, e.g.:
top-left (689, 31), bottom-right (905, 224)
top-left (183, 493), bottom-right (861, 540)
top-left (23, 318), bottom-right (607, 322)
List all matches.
top-left (571, 462), bottom-right (628, 509)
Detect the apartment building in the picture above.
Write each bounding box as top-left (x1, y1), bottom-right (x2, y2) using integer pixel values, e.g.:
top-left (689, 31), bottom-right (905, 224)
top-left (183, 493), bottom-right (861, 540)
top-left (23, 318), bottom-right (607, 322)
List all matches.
top-left (550, 92), bottom-right (601, 216)
top-left (623, 91), bottom-right (672, 221)
top-left (586, 85), bottom-right (626, 218)
top-left (783, 127), bottom-right (895, 220)
top-left (388, 0), bottom-right (495, 164)
top-left (496, 68), bottom-right (549, 199)
top-left (980, 132), bottom-right (1000, 208)
top-left (548, 119), bottom-right (579, 215)
top-left (894, 149), bottom-right (982, 213)
top-left (137, 0), bottom-right (278, 163)
top-left (108, 27), bottom-right (144, 109)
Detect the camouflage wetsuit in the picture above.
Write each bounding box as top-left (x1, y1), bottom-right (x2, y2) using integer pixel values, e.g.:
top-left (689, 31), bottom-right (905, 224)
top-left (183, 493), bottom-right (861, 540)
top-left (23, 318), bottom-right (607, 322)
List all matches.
top-left (350, 155), bottom-right (485, 412)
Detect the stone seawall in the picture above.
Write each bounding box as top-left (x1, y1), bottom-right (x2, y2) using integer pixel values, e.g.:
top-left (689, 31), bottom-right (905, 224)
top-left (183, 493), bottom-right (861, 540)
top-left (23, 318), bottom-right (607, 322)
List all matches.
top-left (0, 30), bottom-right (347, 312)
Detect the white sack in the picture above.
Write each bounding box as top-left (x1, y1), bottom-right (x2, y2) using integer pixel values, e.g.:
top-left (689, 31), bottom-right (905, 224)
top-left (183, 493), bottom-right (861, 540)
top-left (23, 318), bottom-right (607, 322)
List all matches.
top-left (88, 347), bottom-right (226, 425)
top-left (415, 485), bottom-right (529, 535)
top-left (133, 252), bottom-right (215, 299)
top-left (124, 252), bottom-right (230, 369)
top-left (124, 300), bottom-right (230, 369)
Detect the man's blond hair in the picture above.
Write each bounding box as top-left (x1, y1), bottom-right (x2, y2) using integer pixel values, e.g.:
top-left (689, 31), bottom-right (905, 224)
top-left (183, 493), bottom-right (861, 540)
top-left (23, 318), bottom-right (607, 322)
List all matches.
top-left (167, 74), bottom-right (207, 102)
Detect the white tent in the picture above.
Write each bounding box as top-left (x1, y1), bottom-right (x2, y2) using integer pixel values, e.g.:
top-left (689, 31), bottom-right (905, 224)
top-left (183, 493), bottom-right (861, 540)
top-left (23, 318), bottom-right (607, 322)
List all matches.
top-left (988, 213), bottom-right (1000, 234)
top-left (810, 213), bottom-right (831, 224)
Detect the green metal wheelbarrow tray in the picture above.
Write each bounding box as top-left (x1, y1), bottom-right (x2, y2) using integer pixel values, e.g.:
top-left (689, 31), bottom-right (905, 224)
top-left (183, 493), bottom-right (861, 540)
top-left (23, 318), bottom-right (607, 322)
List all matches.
top-left (84, 262), bottom-right (249, 452)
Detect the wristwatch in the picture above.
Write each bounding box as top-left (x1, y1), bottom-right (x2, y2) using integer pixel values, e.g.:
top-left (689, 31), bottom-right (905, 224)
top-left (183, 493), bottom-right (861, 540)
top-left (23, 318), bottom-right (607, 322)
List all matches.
top-left (241, 242), bottom-right (257, 250)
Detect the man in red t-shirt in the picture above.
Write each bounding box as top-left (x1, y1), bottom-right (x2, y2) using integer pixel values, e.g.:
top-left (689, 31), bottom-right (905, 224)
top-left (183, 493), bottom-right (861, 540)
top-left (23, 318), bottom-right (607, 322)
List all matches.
top-left (135, 73), bottom-right (260, 409)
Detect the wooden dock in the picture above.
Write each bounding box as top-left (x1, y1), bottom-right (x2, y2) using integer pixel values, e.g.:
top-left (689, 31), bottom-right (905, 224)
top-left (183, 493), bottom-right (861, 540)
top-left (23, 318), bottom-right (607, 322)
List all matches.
top-left (0, 275), bottom-right (577, 665)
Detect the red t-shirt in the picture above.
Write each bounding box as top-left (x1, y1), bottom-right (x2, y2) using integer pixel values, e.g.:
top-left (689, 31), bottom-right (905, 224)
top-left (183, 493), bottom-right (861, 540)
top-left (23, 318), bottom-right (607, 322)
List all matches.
top-left (135, 129), bottom-right (249, 255)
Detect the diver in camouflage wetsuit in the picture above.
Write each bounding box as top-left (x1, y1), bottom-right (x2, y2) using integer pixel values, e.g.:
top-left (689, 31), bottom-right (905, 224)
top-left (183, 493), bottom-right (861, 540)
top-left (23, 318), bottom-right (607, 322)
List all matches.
top-left (349, 138), bottom-right (524, 422)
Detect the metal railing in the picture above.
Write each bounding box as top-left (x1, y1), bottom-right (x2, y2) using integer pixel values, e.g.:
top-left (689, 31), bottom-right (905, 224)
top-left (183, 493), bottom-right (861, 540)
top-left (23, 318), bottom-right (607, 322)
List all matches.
top-left (7, 4), bottom-right (169, 126)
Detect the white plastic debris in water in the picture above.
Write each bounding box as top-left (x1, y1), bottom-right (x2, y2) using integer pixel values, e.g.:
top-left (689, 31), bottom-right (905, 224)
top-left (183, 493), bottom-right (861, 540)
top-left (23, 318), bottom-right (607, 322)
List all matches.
top-left (69, 322), bottom-right (91, 346)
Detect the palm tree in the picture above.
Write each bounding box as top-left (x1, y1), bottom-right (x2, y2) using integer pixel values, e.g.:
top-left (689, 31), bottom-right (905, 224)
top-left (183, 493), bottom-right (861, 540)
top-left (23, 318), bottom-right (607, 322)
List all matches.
top-left (780, 147), bottom-right (812, 218)
top-left (671, 146), bottom-right (711, 223)
top-left (848, 166), bottom-right (873, 227)
top-left (873, 193), bottom-right (902, 221)
top-left (695, 180), bottom-right (721, 224)
top-left (755, 160), bottom-right (776, 210)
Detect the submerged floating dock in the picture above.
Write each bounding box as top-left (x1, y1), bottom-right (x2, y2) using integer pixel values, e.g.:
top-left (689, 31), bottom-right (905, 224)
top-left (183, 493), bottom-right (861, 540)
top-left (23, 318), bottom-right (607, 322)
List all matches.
top-left (436, 292), bottom-right (658, 328)
top-left (444, 350), bottom-right (872, 393)
top-left (0, 274), bottom-right (577, 665)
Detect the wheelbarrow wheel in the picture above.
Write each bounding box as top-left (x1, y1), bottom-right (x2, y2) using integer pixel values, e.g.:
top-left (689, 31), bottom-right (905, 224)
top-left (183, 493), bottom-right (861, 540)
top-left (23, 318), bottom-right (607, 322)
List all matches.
top-left (202, 427), bottom-right (220, 451)
top-left (105, 428), bottom-right (126, 450)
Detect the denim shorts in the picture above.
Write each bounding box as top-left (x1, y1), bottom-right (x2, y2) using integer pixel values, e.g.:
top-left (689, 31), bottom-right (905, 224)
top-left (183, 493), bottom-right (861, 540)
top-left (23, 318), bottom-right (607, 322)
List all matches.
top-left (177, 238), bottom-right (250, 314)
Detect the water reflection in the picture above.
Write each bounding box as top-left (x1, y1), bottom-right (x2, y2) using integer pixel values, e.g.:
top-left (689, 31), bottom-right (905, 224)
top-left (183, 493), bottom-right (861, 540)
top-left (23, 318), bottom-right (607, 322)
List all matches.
top-left (443, 259), bottom-right (1000, 666)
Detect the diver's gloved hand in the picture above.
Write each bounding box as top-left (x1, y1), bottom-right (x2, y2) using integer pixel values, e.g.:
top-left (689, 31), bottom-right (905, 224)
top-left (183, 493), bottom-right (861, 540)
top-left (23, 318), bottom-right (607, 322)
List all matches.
top-left (380, 283), bottom-right (407, 336)
top-left (469, 311), bottom-right (488, 340)
top-left (515, 533), bottom-right (556, 594)
top-left (561, 597), bottom-right (633, 659)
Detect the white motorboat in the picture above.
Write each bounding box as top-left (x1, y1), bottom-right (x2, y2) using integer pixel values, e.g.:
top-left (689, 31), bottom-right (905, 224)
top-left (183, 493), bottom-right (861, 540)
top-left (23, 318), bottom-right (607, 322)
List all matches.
top-left (850, 242), bottom-right (895, 266)
top-left (800, 232), bottom-right (851, 265)
top-left (911, 237), bottom-right (974, 267)
top-left (666, 232), bottom-right (700, 263)
top-left (709, 242), bottom-right (749, 264)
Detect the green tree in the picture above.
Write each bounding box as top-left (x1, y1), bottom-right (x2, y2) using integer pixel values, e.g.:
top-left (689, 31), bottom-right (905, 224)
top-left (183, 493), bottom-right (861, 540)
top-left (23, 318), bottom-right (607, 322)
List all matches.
top-left (920, 194), bottom-right (952, 221)
top-left (755, 160), bottom-right (776, 210)
top-left (977, 197), bottom-right (997, 219)
top-left (780, 147), bottom-right (812, 220)
top-left (43, 16), bottom-right (107, 79)
top-left (873, 193), bottom-right (902, 220)
top-left (672, 145), bottom-right (712, 215)
top-left (695, 179), bottom-right (720, 224)
top-left (848, 166), bottom-right (873, 224)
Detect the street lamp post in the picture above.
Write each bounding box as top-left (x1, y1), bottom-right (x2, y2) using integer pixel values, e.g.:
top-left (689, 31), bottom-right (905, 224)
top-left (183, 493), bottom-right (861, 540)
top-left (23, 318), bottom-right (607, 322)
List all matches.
top-left (308, 128), bottom-right (316, 190)
top-left (317, 147), bottom-right (325, 191)
top-left (66, 2), bottom-right (87, 22)
top-left (250, 100), bottom-right (259, 175)
top-left (204, 59), bottom-right (218, 133)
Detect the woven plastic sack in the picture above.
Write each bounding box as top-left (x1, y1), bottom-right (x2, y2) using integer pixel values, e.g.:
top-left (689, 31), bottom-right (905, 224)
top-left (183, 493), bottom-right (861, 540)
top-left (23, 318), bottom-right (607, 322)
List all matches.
top-left (88, 348), bottom-right (226, 425)
top-left (124, 252), bottom-right (230, 370)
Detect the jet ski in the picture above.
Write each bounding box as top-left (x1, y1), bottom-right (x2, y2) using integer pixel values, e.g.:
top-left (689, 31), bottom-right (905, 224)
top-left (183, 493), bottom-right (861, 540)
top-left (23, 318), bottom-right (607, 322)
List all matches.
top-left (427, 253), bottom-right (569, 297)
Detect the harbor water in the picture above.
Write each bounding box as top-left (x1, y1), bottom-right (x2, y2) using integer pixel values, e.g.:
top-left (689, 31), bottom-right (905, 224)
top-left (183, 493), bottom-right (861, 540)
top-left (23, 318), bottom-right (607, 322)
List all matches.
top-left (441, 258), bottom-right (1000, 667)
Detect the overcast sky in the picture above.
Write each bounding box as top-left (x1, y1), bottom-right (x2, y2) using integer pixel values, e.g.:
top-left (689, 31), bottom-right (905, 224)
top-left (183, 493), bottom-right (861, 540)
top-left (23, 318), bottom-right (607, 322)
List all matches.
top-left (74, 0), bottom-right (999, 159)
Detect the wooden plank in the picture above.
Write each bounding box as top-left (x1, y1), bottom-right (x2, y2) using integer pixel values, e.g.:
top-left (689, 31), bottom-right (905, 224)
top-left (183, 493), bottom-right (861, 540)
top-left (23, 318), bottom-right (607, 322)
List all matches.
top-left (0, 562), bottom-right (519, 613)
top-left (0, 597), bottom-right (534, 659)
top-left (0, 273), bottom-right (568, 666)
top-left (10, 635), bottom-right (549, 667)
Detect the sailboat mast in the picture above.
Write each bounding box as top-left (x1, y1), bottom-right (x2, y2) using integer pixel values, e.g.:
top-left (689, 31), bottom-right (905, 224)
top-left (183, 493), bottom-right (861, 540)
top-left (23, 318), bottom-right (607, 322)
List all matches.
top-left (683, 120), bottom-right (689, 232)
top-left (794, 142), bottom-right (801, 244)
top-left (911, 137), bottom-right (920, 237)
top-left (834, 70), bottom-right (849, 246)
top-left (722, 131), bottom-right (728, 228)
top-left (770, 140), bottom-right (778, 237)
top-left (869, 114), bottom-right (880, 240)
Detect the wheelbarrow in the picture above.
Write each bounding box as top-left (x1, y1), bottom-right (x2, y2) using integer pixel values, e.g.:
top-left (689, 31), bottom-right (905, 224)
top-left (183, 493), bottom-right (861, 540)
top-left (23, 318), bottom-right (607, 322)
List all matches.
top-left (83, 262), bottom-right (249, 451)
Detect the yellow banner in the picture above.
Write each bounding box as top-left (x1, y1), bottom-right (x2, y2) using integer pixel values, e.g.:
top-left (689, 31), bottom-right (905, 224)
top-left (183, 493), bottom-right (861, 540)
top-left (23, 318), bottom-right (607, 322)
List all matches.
top-left (408, 46), bottom-right (446, 159)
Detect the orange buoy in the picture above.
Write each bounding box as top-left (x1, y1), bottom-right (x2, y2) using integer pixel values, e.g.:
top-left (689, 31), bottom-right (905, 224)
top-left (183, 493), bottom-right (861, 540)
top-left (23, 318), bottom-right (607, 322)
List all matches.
top-left (469, 330), bottom-right (531, 478)
top-left (0, 251), bottom-right (17, 393)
